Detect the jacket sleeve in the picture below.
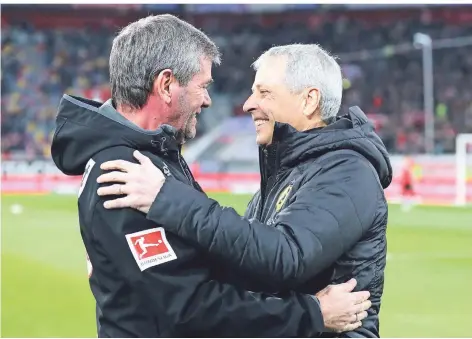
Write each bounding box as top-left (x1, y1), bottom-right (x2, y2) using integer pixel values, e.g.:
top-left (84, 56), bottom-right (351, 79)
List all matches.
top-left (91, 189), bottom-right (326, 337)
top-left (146, 154), bottom-right (379, 289)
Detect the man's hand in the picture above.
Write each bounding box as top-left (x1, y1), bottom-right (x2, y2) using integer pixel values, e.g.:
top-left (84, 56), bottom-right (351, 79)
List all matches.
top-left (316, 278), bottom-right (371, 333)
top-left (96, 150), bottom-right (165, 213)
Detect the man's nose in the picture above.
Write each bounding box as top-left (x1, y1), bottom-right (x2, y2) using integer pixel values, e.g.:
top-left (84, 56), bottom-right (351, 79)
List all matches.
top-left (243, 93), bottom-right (256, 113)
top-left (202, 90), bottom-right (212, 108)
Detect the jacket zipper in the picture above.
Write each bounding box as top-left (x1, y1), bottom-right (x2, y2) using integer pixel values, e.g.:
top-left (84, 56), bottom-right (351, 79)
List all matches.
top-left (257, 149), bottom-right (267, 220)
top-left (258, 147), bottom-right (280, 221)
top-left (150, 138), bottom-right (193, 185)
top-left (178, 153), bottom-right (193, 183)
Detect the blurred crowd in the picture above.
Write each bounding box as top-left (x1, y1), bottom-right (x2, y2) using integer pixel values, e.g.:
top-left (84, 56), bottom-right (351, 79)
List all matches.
top-left (3, 6), bottom-right (472, 158)
top-left (207, 11), bottom-right (472, 153)
top-left (2, 24), bottom-right (111, 158)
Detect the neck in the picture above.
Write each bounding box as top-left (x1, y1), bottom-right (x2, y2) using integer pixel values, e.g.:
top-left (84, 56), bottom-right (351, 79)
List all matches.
top-left (298, 117), bottom-right (327, 132)
top-left (116, 96), bottom-right (174, 131)
top-left (116, 98), bottom-right (185, 145)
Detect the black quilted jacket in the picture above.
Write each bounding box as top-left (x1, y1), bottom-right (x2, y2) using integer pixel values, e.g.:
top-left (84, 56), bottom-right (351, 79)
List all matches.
top-left (146, 106), bottom-right (393, 337)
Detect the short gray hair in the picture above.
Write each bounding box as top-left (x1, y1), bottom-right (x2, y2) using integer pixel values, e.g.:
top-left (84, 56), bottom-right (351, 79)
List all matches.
top-left (252, 44), bottom-right (343, 123)
top-left (110, 14), bottom-right (221, 109)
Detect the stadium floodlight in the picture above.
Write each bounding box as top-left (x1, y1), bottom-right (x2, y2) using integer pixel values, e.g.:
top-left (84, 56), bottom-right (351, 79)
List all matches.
top-left (413, 32), bottom-right (435, 154)
top-left (455, 133), bottom-right (472, 206)
top-left (413, 32), bottom-right (432, 49)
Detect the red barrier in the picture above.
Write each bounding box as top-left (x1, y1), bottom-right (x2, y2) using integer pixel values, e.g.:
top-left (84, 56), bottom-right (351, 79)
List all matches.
top-left (1, 175), bottom-right (82, 195)
top-left (2, 173), bottom-right (471, 205)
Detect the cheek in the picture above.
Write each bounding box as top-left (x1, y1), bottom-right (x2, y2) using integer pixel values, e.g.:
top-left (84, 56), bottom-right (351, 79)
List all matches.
top-left (276, 99), bottom-right (300, 124)
top-left (263, 100), bottom-right (287, 123)
top-left (258, 99), bottom-right (275, 120)
top-left (189, 92), bottom-right (205, 110)
top-left (183, 89), bottom-right (201, 106)
top-left (196, 89), bottom-right (206, 101)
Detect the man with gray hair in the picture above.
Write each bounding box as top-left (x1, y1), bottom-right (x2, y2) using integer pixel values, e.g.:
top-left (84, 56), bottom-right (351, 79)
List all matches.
top-left (98, 43), bottom-right (393, 337)
top-left (52, 16), bottom-right (372, 338)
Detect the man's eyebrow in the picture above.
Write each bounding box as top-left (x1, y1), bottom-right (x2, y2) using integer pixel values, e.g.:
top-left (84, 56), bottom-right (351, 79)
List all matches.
top-left (252, 84), bottom-right (269, 93)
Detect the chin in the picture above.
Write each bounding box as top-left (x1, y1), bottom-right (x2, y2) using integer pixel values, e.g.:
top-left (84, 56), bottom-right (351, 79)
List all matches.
top-left (185, 129), bottom-right (197, 141)
top-left (256, 135), bottom-right (270, 146)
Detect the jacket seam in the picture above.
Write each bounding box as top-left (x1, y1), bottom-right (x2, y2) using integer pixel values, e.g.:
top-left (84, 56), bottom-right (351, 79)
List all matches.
top-left (317, 204), bottom-right (344, 254)
top-left (90, 198), bottom-right (102, 241)
top-left (63, 94), bottom-right (100, 112)
top-left (314, 151), bottom-right (382, 231)
top-left (296, 199), bottom-right (343, 255)
top-left (302, 135), bottom-right (368, 150)
top-left (337, 185), bottom-right (364, 233)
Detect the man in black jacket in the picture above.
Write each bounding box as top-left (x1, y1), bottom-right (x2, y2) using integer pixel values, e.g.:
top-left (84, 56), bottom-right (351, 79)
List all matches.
top-left (52, 17), bottom-right (371, 337)
top-left (98, 44), bottom-right (393, 337)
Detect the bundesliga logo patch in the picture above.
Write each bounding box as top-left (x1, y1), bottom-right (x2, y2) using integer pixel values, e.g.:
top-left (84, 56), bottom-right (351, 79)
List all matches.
top-left (126, 227), bottom-right (177, 271)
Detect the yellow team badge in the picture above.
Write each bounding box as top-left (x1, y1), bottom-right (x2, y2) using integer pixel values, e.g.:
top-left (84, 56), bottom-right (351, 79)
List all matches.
top-left (275, 185), bottom-right (293, 212)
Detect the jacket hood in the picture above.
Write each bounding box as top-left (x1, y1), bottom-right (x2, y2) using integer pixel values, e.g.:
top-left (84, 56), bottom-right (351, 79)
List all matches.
top-left (51, 95), bottom-right (180, 176)
top-left (265, 106), bottom-right (393, 188)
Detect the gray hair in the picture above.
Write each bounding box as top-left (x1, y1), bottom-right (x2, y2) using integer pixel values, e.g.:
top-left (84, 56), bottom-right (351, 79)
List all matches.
top-left (252, 44), bottom-right (343, 123)
top-left (109, 14), bottom-right (221, 109)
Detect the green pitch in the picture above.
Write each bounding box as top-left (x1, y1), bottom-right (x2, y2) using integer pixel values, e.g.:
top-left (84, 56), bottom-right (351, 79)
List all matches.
top-left (2, 194), bottom-right (472, 337)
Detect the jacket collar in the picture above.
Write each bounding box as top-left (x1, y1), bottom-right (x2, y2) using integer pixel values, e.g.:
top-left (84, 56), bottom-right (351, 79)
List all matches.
top-left (98, 98), bottom-right (181, 155)
top-left (259, 117), bottom-right (353, 174)
top-left (257, 106), bottom-right (392, 190)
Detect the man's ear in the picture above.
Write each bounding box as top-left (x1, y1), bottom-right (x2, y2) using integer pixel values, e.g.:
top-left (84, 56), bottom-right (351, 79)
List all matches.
top-left (153, 69), bottom-right (174, 104)
top-left (302, 87), bottom-right (321, 118)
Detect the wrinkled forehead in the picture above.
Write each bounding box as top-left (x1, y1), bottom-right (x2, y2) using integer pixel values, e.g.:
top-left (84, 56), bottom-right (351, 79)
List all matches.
top-left (253, 55), bottom-right (288, 87)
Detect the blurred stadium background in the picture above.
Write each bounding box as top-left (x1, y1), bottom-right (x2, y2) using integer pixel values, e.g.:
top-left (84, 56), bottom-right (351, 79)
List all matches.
top-left (1, 3), bottom-right (472, 337)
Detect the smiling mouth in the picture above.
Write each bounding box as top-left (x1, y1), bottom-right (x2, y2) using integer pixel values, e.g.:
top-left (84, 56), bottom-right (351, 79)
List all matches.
top-left (254, 119), bottom-right (269, 127)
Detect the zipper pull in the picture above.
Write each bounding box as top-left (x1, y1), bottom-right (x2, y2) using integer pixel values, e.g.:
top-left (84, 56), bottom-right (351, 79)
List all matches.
top-left (151, 139), bottom-right (168, 156)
